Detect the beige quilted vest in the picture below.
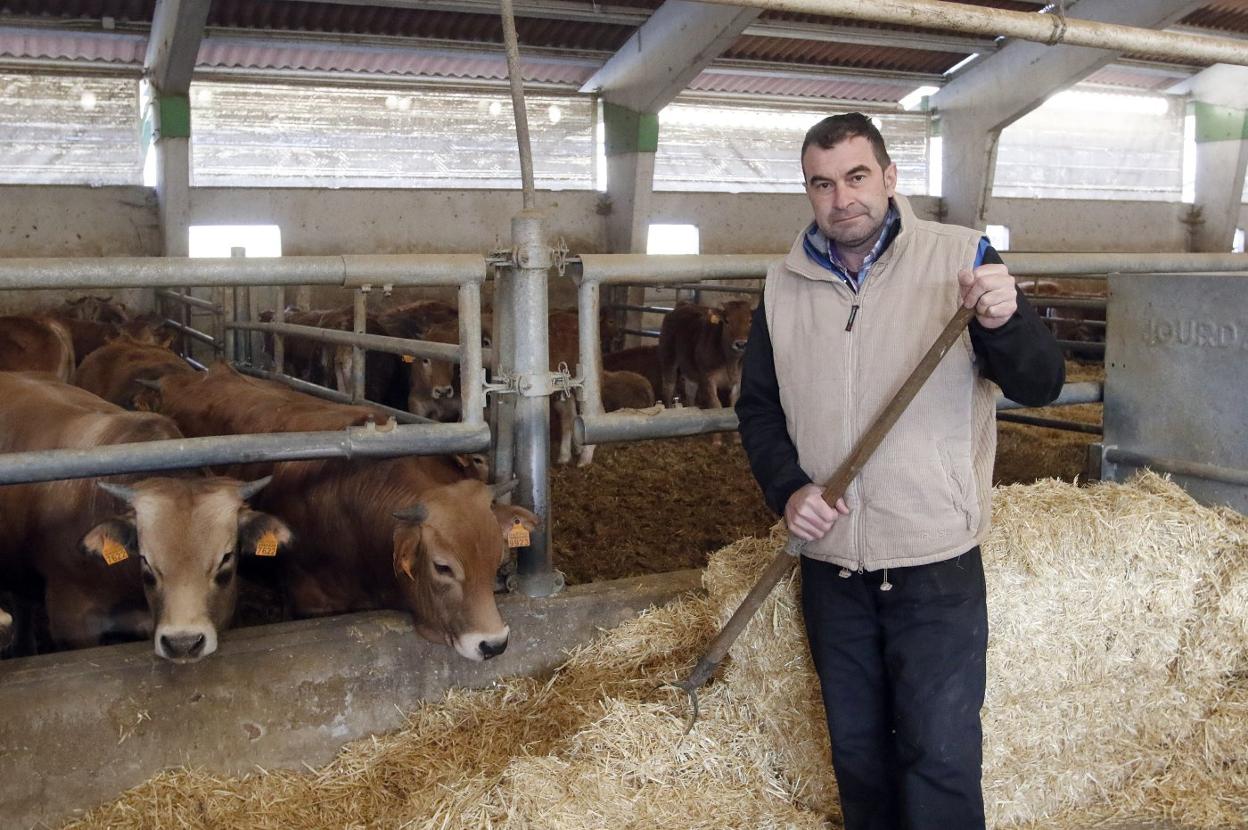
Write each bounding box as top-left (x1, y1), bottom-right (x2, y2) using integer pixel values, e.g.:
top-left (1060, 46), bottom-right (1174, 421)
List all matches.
top-left (764, 193), bottom-right (997, 571)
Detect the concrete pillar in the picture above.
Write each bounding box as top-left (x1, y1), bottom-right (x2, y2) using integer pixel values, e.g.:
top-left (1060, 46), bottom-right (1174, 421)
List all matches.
top-left (937, 115), bottom-right (1000, 230)
top-left (1188, 66), bottom-right (1248, 253)
top-left (156, 129), bottom-right (191, 258)
top-left (603, 103), bottom-right (659, 343)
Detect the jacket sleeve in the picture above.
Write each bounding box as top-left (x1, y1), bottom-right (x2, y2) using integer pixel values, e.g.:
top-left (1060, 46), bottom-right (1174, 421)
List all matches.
top-left (969, 245), bottom-right (1067, 407)
top-left (735, 298), bottom-right (812, 516)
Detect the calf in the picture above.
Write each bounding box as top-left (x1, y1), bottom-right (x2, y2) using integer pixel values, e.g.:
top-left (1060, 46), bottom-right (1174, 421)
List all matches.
top-left (0, 316), bottom-right (75, 380)
top-left (658, 300), bottom-right (752, 410)
top-left (0, 373), bottom-right (286, 661)
top-left (58, 295), bottom-right (130, 324)
top-left (155, 364), bottom-right (536, 661)
top-left (603, 345), bottom-right (663, 398)
top-left (74, 334), bottom-right (197, 409)
top-left (602, 370), bottom-right (655, 411)
top-left (1018, 279), bottom-right (1106, 349)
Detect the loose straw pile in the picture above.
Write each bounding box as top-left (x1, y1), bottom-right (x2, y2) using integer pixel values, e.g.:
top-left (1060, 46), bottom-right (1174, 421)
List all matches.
top-left (66, 473), bottom-right (1248, 829)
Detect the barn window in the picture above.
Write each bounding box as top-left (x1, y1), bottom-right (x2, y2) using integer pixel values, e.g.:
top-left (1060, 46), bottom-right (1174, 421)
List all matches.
top-left (653, 99), bottom-right (929, 196)
top-left (985, 224), bottom-right (1011, 252)
top-left (189, 82), bottom-right (594, 190)
top-left (0, 73), bottom-right (141, 185)
top-left (1234, 228), bottom-right (1245, 254)
top-left (646, 224), bottom-right (700, 255)
top-left (188, 225), bottom-right (283, 258)
top-left (994, 87), bottom-right (1183, 202)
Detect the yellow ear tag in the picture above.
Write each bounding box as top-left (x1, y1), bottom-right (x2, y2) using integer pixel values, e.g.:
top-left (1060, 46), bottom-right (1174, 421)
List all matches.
top-left (506, 518), bottom-right (531, 549)
top-left (708, 312), bottom-right (721, 324)
top-left (102, 537), bottom-right (129, 566)
top-left (254, 531), bottom-right (279, 557)
top-left (402, 354), bottom-right (415, 363)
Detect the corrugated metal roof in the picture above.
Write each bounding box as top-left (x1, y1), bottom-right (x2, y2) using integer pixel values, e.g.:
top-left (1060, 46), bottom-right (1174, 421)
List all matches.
top-left (1083, 64), bottom-right (1188, 91)
top-left (725, 37), bottom-right (966, 75)
top-left (688, 71), bottom-right (912, 103)
top-left (0, 26), bottom-right (144, 64)
top-left (1180, 0), bottom-right (1248, 33)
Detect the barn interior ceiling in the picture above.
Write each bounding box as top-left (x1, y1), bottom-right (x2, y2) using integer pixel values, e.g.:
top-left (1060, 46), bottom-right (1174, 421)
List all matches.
top-left (1, 0), bottom-right (1246, 103)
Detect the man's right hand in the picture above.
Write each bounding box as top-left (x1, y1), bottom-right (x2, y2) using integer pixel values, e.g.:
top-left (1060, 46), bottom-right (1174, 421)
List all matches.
top-left (784, 483), bottom-right (851, 542)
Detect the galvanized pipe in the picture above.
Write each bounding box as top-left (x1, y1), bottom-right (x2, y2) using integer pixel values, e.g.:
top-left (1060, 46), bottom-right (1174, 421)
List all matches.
top-left (577, 280), bottom-right (605, 420)
top-left (669, 283), bottom-right (763, 296)
top-left (160, 318), bottom-right (216, 347)
top-left (699, 0), bottom-right (1248, 67)
top-left (607, 303), bottom-right (676, 315)
top-left (577, 381), bottom-right (1106, 443)
top-left (351, 289), bottom-right (367, 402)
top-left (1041, 316), bottom-right (1106, 328)
top-left (235, 365), bottom-right (434, 425)
top-left (273, 286), bottom-right (286, 373)
top-left (228, 321), bottom-right (464, 363)
top-left (510, 210), bottom-right (561, 598)
top-left (156, 289), bottom-right (220, 313)
top-left (221, 283), bottom-right (236, 361)
top-left (458, 281), bottom-right (486, 426)
top-left (0, 254), bottom-right (487, 291)
top-left (575, 253), bottom-right (1248, 286)
top-left (0, 422), bottom-right (491, 486)
top-left (490, 264), bottom-right (517, 487)
top-left (622, 328), bottom-right (661, 339)
top-left (997, 412), bottom-right (1102, 435)
top-left (1055, 340), bottom-right (1106, 356)
top-left (1105, 448), bottom-right (1248, 488)
top-left (1028, 297), bottom-right (1107, 311)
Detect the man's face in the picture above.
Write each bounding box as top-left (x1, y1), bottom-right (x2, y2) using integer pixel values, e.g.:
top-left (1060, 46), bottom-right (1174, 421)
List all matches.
top-left (802, 135), bottom-right (898, 250)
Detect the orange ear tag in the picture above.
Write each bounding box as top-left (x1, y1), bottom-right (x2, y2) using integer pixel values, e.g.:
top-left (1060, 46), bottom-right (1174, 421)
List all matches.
top-left (506, 518), bottom-right (531, 549)
top-left (402, 355), bottom-right (415, 364)
top-left (102, 538), bottom-right (129, 566)
top-left (254, 531), bottom-right (280, 557)
top-left (708, 313), bottom-right (721, 324)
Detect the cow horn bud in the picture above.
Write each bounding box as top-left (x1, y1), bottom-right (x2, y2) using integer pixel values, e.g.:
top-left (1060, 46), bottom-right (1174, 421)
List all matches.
top-left (98, 481), bottom-right (138, 505)
top-left (393, 504), bottom-right (428, 524)
top-left (490, 478), bottom-right (520, 501)
top-left (238, 476), bottom-right (273, 501)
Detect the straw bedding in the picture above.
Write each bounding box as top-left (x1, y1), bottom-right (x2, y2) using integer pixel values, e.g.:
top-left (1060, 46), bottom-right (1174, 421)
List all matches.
top-left (66, 473), bottom-right (1248, 829)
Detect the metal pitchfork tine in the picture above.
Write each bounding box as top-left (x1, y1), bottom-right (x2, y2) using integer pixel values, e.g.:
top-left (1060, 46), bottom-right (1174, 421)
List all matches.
top-left (669, 305), bottom-right (978, 733)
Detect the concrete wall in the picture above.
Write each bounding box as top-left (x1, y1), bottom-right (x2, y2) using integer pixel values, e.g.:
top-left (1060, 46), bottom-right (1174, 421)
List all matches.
top-left (0, 185), bottom-right (160, 314)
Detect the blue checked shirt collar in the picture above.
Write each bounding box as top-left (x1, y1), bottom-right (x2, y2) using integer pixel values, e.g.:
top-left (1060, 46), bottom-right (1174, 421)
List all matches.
top-left (803, 202), bottom-right (901, 293)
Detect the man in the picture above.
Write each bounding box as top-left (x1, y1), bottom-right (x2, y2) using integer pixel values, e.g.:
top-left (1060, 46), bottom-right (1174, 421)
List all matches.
top-left (736, 113), bottom-right (1064, 829)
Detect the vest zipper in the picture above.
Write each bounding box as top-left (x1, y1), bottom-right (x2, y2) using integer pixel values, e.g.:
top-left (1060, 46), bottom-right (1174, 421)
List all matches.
top-left (845, 304), bottom-right (860, 332)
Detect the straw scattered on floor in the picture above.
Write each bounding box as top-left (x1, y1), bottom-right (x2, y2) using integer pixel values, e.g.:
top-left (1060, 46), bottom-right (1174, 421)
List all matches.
top-left (66, 473), bottom-right (1248, 830)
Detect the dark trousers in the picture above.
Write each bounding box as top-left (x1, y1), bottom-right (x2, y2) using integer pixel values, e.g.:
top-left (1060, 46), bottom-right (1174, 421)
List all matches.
top-left (801, 549), bottom-right (988, 830)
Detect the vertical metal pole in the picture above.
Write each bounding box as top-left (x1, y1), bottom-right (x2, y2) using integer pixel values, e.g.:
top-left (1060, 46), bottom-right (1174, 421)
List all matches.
top-left (458, 281), bottom-right (485, 426)
top-left (577, 279), bottom-right (605, 419)
top-left (273, 286), bottom-right (286, 374)
top-left (351, 288), bottom-right (368, 402)
top-left (226, 247), bottom-right (244, 362)
top-left (490, 265), bottom-right (517, 486)
top-left (510, 210), bottom-right (561, 598)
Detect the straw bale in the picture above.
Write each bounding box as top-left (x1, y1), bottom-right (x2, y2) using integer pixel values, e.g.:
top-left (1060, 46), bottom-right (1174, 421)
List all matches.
top-left (66, 474), bottom-right (1248, 829)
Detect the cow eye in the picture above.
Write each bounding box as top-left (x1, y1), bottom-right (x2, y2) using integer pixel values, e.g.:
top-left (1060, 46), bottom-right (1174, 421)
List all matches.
top-left (221, 552), bottom-right (234, 567)
top-left (141, 565), bottom-right (157, 588)
top-left (432, 561), bottom-right (454, 577)
top-left (422, 358), bottom-right (431, 367)
top-left (214, 569), bottom-right (233, 587)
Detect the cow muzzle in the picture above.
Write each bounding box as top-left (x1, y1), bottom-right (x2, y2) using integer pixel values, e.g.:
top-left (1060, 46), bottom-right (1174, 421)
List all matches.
top-left (731, 339), bottom-right (748, 353)
top-left (155, 625), bottom-right (217, 663)
top-left (454, 625), bottom-right (510, 661)
top-left (432, 385), bottom-right (455, 400)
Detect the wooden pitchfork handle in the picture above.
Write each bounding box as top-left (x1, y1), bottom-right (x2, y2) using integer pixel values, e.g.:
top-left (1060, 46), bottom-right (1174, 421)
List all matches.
top-left (670, 305), bottom-right (977, 732)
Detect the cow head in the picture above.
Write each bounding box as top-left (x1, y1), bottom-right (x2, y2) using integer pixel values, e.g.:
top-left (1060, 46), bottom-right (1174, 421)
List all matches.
top-left (390, 479), bottom-right (538, 661)
top-left (715, 300), bottom-right (753, 356)
top-left (82, 476), bottom-right (291, 663)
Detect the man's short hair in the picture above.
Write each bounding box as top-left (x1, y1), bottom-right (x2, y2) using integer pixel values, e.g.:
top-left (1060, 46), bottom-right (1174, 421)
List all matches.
top-left (802, 112), bottom-right (892, 171)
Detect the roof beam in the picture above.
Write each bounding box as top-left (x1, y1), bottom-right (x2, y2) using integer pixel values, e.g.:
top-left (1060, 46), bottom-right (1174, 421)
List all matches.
top-left (145, 0), bottom-right (211, 93)
top-left (580, 1), bottom-right (761, 113)
top-left (741, 21), bottom-right (996, 54)
top-left (931, 0), bottom-right (1205, 228)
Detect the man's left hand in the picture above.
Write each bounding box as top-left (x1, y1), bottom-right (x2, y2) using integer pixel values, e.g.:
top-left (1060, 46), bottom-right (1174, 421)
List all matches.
top-left (957, 264), bottom-right (1017, 330)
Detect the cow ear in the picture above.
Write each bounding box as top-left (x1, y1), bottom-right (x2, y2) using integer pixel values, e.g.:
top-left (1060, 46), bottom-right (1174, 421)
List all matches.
top-left (392, 528), bottom-right (422, 583)
top-left (492, 504), bottom-right (539, 541)
top-left (708, 310), bottom-right (722, 325)
top-left (237, 509), bottom-right (292, 558)
top-left (81, 518), bottom-right (137, 566)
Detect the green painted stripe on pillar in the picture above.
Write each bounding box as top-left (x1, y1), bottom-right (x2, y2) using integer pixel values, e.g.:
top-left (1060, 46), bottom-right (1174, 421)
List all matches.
top-left (1193, 101), bottom-right (1248, 143)
top-left (158, 94), bottom-right (192, 139)
top-left (603, 102), bottom-right (659, 156)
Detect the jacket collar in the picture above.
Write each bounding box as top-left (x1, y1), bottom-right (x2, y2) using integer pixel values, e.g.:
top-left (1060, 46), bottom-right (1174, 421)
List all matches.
top-left (784, 192), bottom-right (919, 284)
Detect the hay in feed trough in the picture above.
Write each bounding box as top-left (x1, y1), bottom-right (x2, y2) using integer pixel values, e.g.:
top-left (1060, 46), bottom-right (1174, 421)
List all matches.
top-left (66, 473), bottom-right (1248, 829)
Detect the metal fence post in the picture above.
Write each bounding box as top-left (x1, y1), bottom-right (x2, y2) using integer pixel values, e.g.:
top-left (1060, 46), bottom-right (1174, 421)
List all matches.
top-left (509, 209), bottom-right (562, 598)
top-left (351, 287), bottom-right (368, 401)
top-left (490, 264), bottom-right (517, 486)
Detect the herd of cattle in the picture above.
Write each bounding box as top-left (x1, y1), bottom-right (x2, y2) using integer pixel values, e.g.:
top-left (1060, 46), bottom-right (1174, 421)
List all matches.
top-left (0, 292), bottom-right (758, 664)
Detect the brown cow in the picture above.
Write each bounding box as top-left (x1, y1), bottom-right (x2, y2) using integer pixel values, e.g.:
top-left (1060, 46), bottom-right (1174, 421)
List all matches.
top-left (50, 315), bottom-right (176, 367)
top-left (0, 316), bottom-right (75, 380)
top-left (1018, 279), bottom-right (1106, 347)
top-left (603, 370), bottom-right (656, 412)
top-left (154, 364), bottom-right (536, 661)
top-left (0, 373), bottom-right (287, 661)
top-left (603, 345), bottom-right (664, 397)
top-left (74, 334), bottom-right (198, 410)
top-left (377, 303), bottom-right (492, 422)
top-left (658, 300), bottom-right (752, 410)
top-left (58, 295), bottom-right (130, 324)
